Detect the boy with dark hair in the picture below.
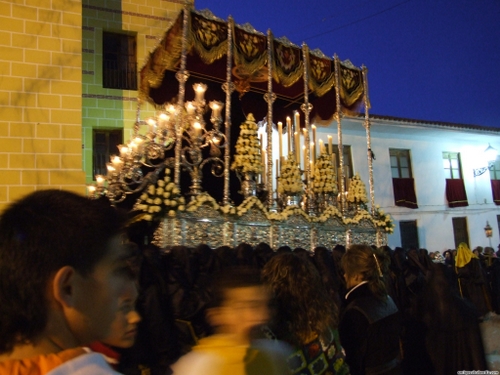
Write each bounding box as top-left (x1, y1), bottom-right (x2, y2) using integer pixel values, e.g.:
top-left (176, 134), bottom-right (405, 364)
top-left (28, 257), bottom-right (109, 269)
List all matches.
top-left (0, 189), bottom-right (137, 374)
top-left (171, 266), bottom-right (290, 375)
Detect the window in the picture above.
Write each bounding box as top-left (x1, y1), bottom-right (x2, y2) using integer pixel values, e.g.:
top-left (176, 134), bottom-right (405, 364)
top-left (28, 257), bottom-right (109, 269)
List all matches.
top-left (399, 220), bottom-right (419, 250)
top-left (390, 149), bottom-right (418, 208)
top-left (93, 129), bottom-right (123, 177)
top-left (490, 157), bottom-right (500, 180)
top-left (443, 152), bottom-right (462, 179)
top-left (452, 217), bottom-right (469, 249)
top-left (103, 32), bottom-right (137, 90)
top-left (390, 149), bottom-right (412, 178)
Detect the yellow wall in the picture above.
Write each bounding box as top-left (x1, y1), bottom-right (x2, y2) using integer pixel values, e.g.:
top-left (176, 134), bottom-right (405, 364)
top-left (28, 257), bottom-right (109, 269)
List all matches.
top-left (0, 0), bottom-right (190, 212)
top-left (0, 0), bottom-right (85, 212)
top-left (82, 0), bottom-right (188, 182)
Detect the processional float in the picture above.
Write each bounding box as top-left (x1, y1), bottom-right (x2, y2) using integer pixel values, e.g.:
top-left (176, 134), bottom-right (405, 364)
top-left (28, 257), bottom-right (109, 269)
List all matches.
top-left (88, 4), bottom-right (394, 251)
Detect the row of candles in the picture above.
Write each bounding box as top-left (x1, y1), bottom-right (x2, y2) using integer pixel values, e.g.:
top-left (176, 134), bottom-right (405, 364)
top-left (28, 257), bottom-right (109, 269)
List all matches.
top-left (259, 112), bottom-right (338, 185)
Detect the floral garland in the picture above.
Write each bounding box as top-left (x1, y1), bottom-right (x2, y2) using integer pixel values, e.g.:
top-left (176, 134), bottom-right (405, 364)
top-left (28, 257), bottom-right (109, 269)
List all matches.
top-left (347, 172), bottom-right (368, 204)
top-left (372, 205), bottom-right (395, 234)
top-left (276, 205), bottom-right (310, 221)
top-left (312, 151), bottom-right (338, 194)
top-left (134, 168), bottom-right (186, 221)
top-left (234, 196), bottom-right (267, 216)
top-left (231, 113), bottom-right (263, 175)
top-left (186, 192), bottom-right (221, 212)
top-left (343, 209), bottom-right (373, 226)
top-left (277, 152), bottom-right (303, 195)
top-left (313, 204), bottom-right (343, 223)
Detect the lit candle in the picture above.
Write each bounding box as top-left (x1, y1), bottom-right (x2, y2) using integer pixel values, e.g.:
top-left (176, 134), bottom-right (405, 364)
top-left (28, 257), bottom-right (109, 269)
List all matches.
top-left (193, 83), bottom-right (207, 102)
top-left (106, 163), bottom-right (115, 175)
top-left (311, 125), bottom-right (317, 149)
top-left (209, 100), bottom-right (223, 120)
top-left (294, 131), bottom-right (300, 165)
top-left (310, 142), bottom-right (315, 174)
top-left (319, 139), bottom-right (324, 154)
top-left (118, 144), bottom-right (129, 157)
top-left (185, 101), bottom-right (196, 115)
top-left (278, 121), bottom-right (283, 159)
top-left (193, 121), bottom-right (202, 137)
top-left (87, 185), bottom-right (96, 197)
top-left (260, 134), bottom-right (266, 185)
top-left (130, 137), bottom-right (143, 154)
top-left (302, 145), bottom-right (307, 172)
top-left (147, 118), bottom-right (156, 134)
top-left (158, 113), bottom-right (169, 128)
top-left (166, 104), bottom-right (177, 114)
top-left (95, 175), bottom-right (105, 186)
top-left (130, 140), bottom-right (138, 153)
top-left (287, 120), bottom-right (292, 155)
top-left (294, 111), bottom-right (300, 130)
top-left (328, 135), bottom-right (333, 154)
top-left (111, 155), bottom-right (123, 172)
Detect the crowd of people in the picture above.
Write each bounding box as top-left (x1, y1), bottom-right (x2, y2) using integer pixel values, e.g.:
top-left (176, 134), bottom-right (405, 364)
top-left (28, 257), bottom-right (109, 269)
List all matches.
top-left (1, 189), bottom-right (499, 375)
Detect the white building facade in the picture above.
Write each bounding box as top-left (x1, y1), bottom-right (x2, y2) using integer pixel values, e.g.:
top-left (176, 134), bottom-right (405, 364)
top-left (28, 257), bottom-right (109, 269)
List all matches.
top-left (313, 115), bottom-right (500, 252)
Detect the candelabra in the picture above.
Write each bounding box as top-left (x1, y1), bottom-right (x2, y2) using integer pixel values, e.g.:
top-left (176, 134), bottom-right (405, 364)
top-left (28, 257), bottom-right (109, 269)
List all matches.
top-left (181, 86), bottom-right (226, 198)
top-left (88, 83), bottom-right (226, 203)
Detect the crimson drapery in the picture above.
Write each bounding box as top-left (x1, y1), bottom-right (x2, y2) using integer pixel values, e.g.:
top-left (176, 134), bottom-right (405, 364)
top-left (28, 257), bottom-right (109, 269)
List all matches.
top-left (392, 178), bottom-right (418, 209)
top-left (140, 8), bottom-right (366, 122)
top-left (445, 179), bottom-right (469, 208)
top-left (491, 180), bottom-right (500, 205)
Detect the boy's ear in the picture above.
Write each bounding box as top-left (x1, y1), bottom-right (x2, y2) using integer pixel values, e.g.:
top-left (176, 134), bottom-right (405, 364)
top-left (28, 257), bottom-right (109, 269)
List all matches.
top-left (205, 307), bottom-right (223, 328)
top-left (52, 266), bottom-right (77, 308)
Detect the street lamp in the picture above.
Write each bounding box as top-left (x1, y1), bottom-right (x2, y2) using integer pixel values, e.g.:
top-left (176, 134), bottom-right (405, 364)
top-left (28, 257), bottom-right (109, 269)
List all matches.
top-left (484, 221), bottom-right (493, 247)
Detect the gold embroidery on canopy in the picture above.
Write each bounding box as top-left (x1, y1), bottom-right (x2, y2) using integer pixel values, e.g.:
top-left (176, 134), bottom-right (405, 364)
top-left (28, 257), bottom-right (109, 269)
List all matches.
top-left (272, 36), bottom-right (303, 87)
top-left (339, 61), bottom-right (364, 108)
top-left (190, 11), bottom-right (228, 65)
top-left (308, 49), bottom-right (335, 98)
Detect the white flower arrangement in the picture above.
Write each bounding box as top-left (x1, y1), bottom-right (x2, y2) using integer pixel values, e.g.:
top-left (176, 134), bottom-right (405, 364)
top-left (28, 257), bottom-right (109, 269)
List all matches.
top-left (231, 113), bottom-right (263, 175)
top-left (219, 204), bottom-right (237, 215)
top-left (134, 168), bottom-right (186, 221)
top-left (343, 209), bottom-right (373, 226)
top-left (277, 152), bottom-right (303, 195)
top-left (234, 196), bottom-right (267, 216)
top-left (186, 192), bottom-right (220, 212)
top-left (312, 152), bottom-right (338, 194)
top-left (347, 173), bottom-right (368, 204)
top-left (266, 211), bottom-right (284, 221)
top-left (279, 205), bottom-right (311, 221)
top-left (312, 205), bottom-right (343, 223)
top-left (372, 205), bottom-right (395, 234)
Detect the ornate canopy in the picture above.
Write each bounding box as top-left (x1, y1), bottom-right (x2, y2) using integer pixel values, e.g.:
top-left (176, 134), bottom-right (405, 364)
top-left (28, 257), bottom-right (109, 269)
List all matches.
top-left (139, 8), bottom-right (367, 125)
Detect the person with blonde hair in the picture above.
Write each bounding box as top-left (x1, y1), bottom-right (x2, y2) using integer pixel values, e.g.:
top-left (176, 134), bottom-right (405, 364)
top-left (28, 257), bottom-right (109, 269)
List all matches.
top-left (455, 242), bottom-right (490, 319)
top-left (339, 244), bottom-right (401, 375)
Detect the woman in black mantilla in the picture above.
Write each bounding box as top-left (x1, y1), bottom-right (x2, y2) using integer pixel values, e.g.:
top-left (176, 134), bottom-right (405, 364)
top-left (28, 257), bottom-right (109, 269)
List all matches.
top-left (261, 252), bottom-right (350, 375)
top-left (338, 245), bottom-right (401, 375)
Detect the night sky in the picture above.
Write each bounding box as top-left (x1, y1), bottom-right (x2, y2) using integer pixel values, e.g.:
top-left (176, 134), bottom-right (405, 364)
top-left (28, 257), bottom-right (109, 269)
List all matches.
top-left (193, 0), bottom-right (500, 128)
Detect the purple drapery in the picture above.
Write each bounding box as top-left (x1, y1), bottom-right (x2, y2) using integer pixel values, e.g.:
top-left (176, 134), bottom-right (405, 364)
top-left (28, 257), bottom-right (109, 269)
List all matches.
top-left (491, 180), bottom-right (500, 205)
top-left (392, 178), bottom-right (418, 209)
top-left (445, 179), bottom-right (468, 208)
